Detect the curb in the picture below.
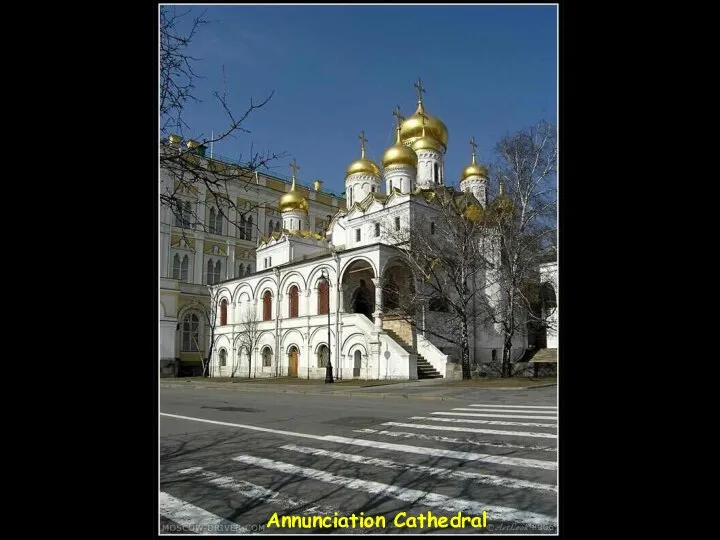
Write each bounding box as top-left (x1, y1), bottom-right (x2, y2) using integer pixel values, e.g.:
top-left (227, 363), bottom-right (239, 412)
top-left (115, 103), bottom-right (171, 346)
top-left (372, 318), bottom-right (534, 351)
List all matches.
top-left (159, 382), bottom-right (465, 401)
top-left (159, 381), bottom-right (556, 400)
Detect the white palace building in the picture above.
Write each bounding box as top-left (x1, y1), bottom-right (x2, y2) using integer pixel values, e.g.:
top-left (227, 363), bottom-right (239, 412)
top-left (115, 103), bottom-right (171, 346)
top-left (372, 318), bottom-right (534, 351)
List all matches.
top-left (171, 84), bottom-right (549, 382)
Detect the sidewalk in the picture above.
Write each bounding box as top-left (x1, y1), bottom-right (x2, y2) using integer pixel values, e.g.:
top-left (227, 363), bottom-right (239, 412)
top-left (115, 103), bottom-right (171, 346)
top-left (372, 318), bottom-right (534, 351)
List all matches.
top-left (160, 377), bottom-right (557, 402)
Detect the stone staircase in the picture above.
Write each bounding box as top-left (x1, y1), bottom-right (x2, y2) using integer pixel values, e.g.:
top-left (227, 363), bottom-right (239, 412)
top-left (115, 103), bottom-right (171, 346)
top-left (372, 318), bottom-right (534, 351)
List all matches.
top-left (384, 329), bottom-right (443, 379)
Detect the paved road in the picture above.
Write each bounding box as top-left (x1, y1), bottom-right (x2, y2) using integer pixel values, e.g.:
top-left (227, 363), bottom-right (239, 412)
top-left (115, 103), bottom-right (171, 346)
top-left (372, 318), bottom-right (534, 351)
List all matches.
top-left (160, 386), bottom-right (558, 535)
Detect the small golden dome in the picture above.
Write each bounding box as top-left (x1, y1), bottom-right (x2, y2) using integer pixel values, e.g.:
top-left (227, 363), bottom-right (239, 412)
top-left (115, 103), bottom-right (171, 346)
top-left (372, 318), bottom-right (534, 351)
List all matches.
top-left (346, 130), bottom-right (380, 178)
top-left (279, 160), bottom-right (308, 213)
top-left (382, 124), bottom-right (418, 169)
top-left (490, 182), bottom-right (513, 216)
top-left (411, 135), bottom-right (444, 154)
top-left (400, 101), bottom-right (448, 151)
top-left (461, 137), bottom-right (488, 180)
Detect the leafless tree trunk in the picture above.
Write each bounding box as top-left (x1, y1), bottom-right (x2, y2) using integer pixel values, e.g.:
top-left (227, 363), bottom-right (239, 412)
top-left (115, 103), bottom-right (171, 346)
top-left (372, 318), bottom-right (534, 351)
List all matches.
top-left (384, 189), bottom-right (495, 380)
top-left (480, 120), bottom-right (557, 377)
top-left (201, 287), bottom-right (220, 377)
top-left (237, 305), bottom-right (261, 379)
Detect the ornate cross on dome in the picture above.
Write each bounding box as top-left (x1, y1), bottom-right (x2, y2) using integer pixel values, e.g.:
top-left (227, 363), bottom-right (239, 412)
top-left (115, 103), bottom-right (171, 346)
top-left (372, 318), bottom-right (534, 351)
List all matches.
top-left (414, 78), bottom-right (426, 103)
top-left (418, 110), bottom-right (428, 137)
top-left (470, 136), bottom-right (478, 162)
top-left (392, 105), bottom-right (404, 126)
top-left (289, 159), bottom-right (300, 180)
top-left (358, 131), bottom-right (367, 158)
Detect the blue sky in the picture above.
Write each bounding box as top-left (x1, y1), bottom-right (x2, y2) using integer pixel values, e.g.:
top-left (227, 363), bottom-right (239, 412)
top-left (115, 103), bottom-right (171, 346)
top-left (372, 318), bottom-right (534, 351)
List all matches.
top-left (163, 4), bottom-right (557, 197)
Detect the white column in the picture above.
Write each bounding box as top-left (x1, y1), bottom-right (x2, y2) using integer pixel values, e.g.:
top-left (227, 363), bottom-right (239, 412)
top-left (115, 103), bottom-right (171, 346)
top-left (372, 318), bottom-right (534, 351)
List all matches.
top-left (372, 277), bottom-right (383, 330)
top-left (304, 288), bottom-right (312, 317)
top-left (160, 229), bottom-right (170, 278)
top-left (338, 285), bottom-right (345, 313)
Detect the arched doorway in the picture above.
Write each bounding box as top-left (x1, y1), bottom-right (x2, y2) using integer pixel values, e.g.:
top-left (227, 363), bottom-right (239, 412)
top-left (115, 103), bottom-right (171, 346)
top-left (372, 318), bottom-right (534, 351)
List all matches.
top-left (381, 260), bottom-right (415, 314)
top-left (351, 279), bottom-right (373, 318)
top-left (288, 345), bottom-right (299, 377)
top-left (342, 259), bottom-right (376, 320)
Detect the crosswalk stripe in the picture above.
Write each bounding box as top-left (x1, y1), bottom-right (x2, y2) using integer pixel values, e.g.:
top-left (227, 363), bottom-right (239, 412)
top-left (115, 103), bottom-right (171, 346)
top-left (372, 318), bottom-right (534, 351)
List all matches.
top-left (416, 415), bottom-right (557, 428)
top-left (469, 404), bottom-right (557, 409)
top-left (177, 467), bottom-right (338, 515)
top-left (382, 421), bottom-right (557, 439)
top-left (452, 407), bottom-right (557, 418)
top-left (160, 491), bottom-right (247, 534)
top-left (448, 409), bottom-right (557, 419)
top-left (281, 444), bottom-right (557, 493)
top-left (231, 455), bottom-right (557, 528)
top-left (322, 434), bottom-right (556, 470)
top-left (352, 428), bottom-right (557, 452)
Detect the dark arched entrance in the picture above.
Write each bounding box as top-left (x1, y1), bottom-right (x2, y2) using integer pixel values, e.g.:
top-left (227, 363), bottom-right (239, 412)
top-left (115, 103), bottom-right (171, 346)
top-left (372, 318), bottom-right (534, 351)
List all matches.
top-left (351, 279), bottom-right (373, 318)
top-left (342, 259), bottom-right (376, 320)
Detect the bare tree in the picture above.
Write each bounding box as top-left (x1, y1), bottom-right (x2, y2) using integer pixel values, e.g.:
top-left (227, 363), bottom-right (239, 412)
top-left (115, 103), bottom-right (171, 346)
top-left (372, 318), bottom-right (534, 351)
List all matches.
top-left (201, 288), bottom-right (221, 377)
top-left (385, 188), bottom-right (493, 380)
top-left (160, 6), bottom-right (287, 242)
top-left (236, 305), bottom-right (261, 379)
top-left (479, 120), bottom-right (557, 378)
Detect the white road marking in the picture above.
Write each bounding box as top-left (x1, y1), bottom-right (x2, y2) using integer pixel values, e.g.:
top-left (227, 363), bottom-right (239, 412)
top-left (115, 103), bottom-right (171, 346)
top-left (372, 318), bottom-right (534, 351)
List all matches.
top-left (416, 415), bottom-right (557, 428)
top-left (280, 444), bottom-right (557, 493)
top-left (322, 435), bottom-right (556, 470)
top-left (469, 404), bottom-right (557, 409)
top-left (177, 467), bottom-right (338, 515)
top-left (161, 413), bottom-right (555, 466)
top-left (231, 455), bottom-right (557, 528)
top-left (351, 428), bottom-right (557, 452)
top-left (448, 409), bottom-right (557, 419)
top-left (382, 421), bottom-right (557, 439)
top-left (160, 491), bottom-right (246, 534)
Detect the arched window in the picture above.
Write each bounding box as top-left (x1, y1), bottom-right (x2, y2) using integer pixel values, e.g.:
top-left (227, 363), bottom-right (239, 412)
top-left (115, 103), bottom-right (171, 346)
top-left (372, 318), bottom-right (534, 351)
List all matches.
top-left (245, 264), bottom-right (252, 276)
top-left (348, 186), bottom-right (353, 206)
top-left (220, 299), bottom-right (228, 326)
top-left (246, 216), bottom-right (253, 241)
top-left (238, 263), bottom-right (245, 277)
top-left (268, 220), bottom-right (274, 235)
top-left (174, 201), bottom-right (184, 227)
top-left (183, 201), bottom-right (192, 228)
top-left (209, 208), bottom-right (217, 233)
top-left (317, 278), bottom-right (329, 315)
top-left (263, 290), bottom-right (272, 321)
top-left (172, 253), bottom-right (181, 279)
top-left (214, 260), bottom-right (222, 283)
top-left (207, 259), bottom-right (214, 284)
top-left (262, 346), bottom-right (272, 367)
top-left (180, 255), bottom-right (189, 281)
top-left (288, 285), bottom-right (299, 318)
top-left (388, 180), bottom-right (393, 193)
top-left (182, 313), bottom-right (200, 352)
top-left (434, 163), bottom-right (439, 184)
top-left (215, 210), bottom-right (223, 234)
top-left (239, 215), bottom-right (247, 239)
top-left (275, 221), bottom-right (280, 232)
top-left (430, 222), bottom-right (435, 235)
top-left (219, 348), bottom-right (227, 367)
top-left (317, 344), bottom-right (329, 368)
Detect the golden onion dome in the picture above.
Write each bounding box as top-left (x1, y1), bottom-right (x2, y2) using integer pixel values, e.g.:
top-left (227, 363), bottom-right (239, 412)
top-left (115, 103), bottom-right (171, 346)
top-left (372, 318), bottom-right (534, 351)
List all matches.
top-left (490, 182), bottom-right (513, 215)
top-left (400, 101), bottom-right (448, 151)
top-left (382, 124), bottom-right (418, 169)
top-left (345, 131), bottom-right (380, 178)
top-left (461, 137), bottom-right (489, 180)
top-left (279, 161), bottom-right (308, 213)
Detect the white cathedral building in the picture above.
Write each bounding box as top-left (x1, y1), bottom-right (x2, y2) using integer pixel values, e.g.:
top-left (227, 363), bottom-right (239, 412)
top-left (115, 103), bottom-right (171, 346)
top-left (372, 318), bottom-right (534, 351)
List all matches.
top-left (202, 87), bottom-right (535, 381)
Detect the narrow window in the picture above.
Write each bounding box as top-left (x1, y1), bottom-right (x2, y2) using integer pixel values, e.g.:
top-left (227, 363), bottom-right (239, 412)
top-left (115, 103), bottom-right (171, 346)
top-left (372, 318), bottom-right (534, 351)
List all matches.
top-left (219, 348), bottom-right (227, 367)
top-left (395, 217), bottom-right (400, 231)
top-left (220, 299), bottom-right (227, 325)
top-left (317, 344), bottom-right (329, 368)
top-left (262, 347), bottom-right (272, 367)
top-left (356, 229), bottom-right (361, 242)
top-left (181, 255), bottom-right (189, 281)
top-left (263, 291), bottom-right (272, 321)
top-left (375, 223), bottom-right (380, 237)
top-left (172, 253), bottom-right (181, 279)
top-left (207, 259), bottom-right (214, 285)
top-left (431, 222), bottom-right (435, 235)
top-left (288, 285), bottom-right (299, 318)
top-left (318, 279), bottom-right (329, 315)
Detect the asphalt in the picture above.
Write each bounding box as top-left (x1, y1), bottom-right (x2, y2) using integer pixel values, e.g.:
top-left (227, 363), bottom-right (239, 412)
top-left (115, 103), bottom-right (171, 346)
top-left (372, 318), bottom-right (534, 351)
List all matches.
top-left (160, 377), bottom-right (558, 402)
top-left (160, 385), bottom-right (558, 534)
